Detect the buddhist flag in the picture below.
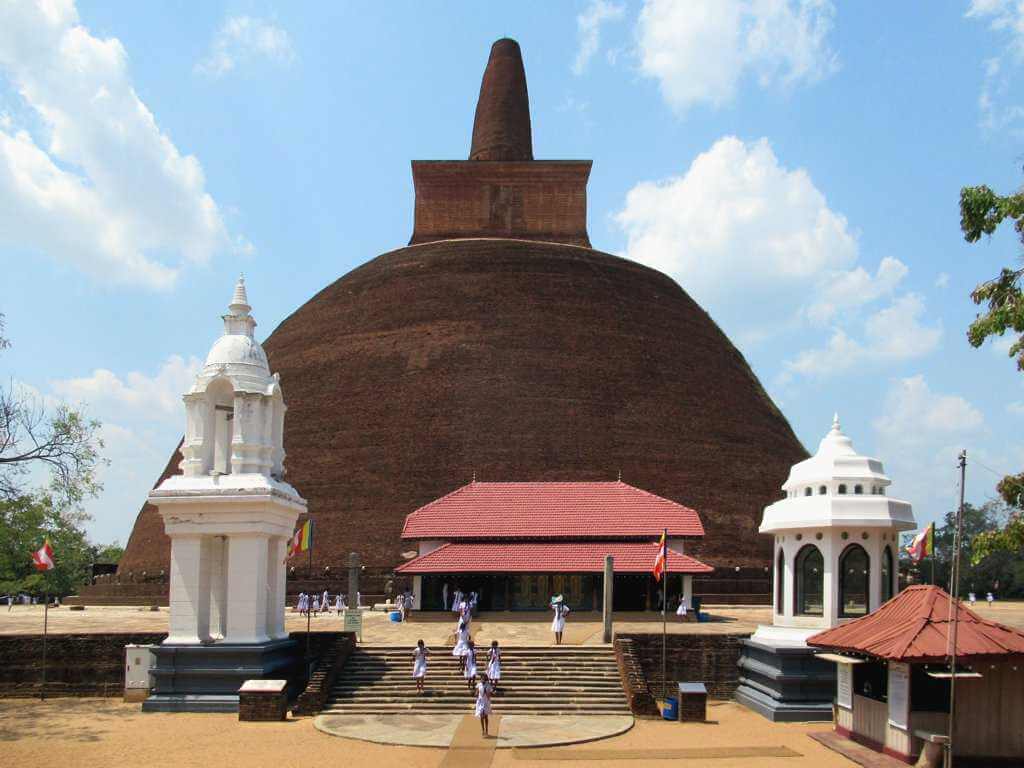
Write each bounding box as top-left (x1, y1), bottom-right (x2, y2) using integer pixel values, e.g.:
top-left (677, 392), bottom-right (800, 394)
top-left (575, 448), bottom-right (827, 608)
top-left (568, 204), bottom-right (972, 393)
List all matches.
top-left (32, 539), bottom-right (55, 571)
top-left (288, 520), bottom-right (313, 559)
top-left (905, 523), bottom-right (934, 563)
top-left (652, 529), bottom-right (667, 582)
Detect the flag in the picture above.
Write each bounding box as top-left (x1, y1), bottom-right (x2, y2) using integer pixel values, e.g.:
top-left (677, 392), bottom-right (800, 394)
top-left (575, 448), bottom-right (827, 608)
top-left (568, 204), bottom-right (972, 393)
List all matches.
top-left (905, 523), bottom-right (934, 562)
top-left (288, 520), bottom-right (313, 558)
top-left (652, 530), bottom-right (667, 582)
top-left (32, 539), bottom-right (55, 571)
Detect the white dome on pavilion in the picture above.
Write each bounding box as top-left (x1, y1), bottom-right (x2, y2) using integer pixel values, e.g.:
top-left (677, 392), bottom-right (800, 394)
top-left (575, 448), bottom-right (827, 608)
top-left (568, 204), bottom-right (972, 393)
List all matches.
top-left (194, 276), bottom-right (274, 394)
top-left (760, 414), bottom-right (915, 533)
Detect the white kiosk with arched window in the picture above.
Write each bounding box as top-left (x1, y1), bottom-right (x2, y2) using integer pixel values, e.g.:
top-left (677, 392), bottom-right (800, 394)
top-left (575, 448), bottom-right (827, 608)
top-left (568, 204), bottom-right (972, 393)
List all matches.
top-left (735, 415), bottom-right (915, 721)
top-left (143, 278), bottom-right (307, 712)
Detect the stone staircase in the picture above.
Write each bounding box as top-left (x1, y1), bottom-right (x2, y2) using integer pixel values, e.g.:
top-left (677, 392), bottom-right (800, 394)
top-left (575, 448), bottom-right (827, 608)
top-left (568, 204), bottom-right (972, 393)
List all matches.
top-left (323, 645), bottom-right (629, 715)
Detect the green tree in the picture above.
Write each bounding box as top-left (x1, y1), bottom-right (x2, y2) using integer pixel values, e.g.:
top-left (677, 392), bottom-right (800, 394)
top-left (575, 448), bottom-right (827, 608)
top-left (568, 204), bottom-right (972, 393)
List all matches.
top-left (0, 493), bottom-right (95, 597)
top-left (930, 501), bottom-right (1022, 598)
top-left (92, 541), bottom-right (124, 565)
top-left (959, 179), bottom-right (1024, 555)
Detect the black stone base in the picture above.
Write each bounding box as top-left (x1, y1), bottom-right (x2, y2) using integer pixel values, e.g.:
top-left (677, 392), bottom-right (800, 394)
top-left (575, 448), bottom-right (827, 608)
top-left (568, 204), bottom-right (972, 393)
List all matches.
top-left (734, 637), bottom-right (835, 722)
top-left (143, 638), bottom-right (300, 713)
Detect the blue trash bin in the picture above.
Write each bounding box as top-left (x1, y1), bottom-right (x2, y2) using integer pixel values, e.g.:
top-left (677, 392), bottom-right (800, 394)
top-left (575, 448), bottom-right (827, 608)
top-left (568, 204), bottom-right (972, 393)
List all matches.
top-left (662, 696), bottom-right (678, 720)
top-left (389, 610), bottom-right (402, 622)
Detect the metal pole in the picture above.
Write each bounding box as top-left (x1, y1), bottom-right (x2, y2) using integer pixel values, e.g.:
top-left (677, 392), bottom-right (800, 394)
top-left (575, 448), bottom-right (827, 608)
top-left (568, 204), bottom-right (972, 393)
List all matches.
top-left (946, 450), bottom-right (966, 768)
top-left (661, 528), bottom-right (667, 703)
top-left (306, 519), bottom-right (313, 659)
top-left (41, 593), bottom-right (48, 701)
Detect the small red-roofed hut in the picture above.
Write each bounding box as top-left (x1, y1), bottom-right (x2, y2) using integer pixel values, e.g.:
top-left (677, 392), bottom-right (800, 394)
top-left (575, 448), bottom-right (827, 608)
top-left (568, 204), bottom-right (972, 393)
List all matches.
top-left (397, 480), bottom-right (712, 612)
top-left (808, 585), bottom-right (1024, 764)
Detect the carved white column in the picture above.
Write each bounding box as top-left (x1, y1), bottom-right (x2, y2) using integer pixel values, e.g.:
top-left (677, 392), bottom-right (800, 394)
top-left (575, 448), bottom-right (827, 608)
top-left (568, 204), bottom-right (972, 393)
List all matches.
top-left (224, 534), bottom-right (270, 643)
top-left (208, 536), bottom-right (227, 640)
top-left (266, 537), bottom-right (288, 639)
top-left (167, 535), bottom-right (211, 644)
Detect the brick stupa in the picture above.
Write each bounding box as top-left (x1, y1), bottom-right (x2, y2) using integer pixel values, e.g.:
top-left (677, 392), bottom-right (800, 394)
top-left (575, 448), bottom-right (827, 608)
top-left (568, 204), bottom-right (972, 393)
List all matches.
top-left (112, 38), bottom-right (807, 603)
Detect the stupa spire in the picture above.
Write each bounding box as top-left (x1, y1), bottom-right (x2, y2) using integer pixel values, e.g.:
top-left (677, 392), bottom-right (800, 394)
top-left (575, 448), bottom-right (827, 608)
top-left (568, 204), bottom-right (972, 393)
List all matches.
top-left (223, 275), bottom-right (256, 337)
top-left (469, 38), bottom-right (533, 161)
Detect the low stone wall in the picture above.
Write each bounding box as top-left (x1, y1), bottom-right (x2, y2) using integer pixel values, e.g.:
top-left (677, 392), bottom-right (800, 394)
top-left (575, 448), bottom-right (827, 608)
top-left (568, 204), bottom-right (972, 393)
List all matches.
top-left (0, 632), bottom-right (166, 698)
top-left (616, 632), bottom-right (747, 700)
top-left (291, 631), bottom-right (355, 715)
top-left (613, 637), bottom-right (659, 718)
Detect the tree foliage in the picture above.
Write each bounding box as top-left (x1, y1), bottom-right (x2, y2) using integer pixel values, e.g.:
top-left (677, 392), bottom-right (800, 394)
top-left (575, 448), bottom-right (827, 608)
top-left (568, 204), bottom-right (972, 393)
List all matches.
top-left (0, 312), bottom-right (107, 506)
top-left (0, 493), bottom-right (95, 597)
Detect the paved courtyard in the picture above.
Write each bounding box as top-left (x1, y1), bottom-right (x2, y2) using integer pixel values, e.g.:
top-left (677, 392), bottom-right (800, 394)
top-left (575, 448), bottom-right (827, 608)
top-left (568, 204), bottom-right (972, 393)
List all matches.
top-left (0, 697), bottom-right (857, 768)
top-left (3, 601), bottom-right (1023, 642)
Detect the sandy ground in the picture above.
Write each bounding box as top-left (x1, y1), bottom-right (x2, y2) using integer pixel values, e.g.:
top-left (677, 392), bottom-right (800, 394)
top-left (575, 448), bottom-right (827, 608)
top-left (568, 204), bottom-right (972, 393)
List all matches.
top-left (3, 601), bottom-right (1023, 643)
top-left (0, 697), bottom-right (855, 768)
top-left (0, 605), bottom-right (772, 643)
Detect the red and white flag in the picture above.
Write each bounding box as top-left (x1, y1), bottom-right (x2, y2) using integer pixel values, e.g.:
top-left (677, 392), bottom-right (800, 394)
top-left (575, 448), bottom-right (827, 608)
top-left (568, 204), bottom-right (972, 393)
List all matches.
top-left (652, 530), bottom-right (667, 582)
top-left (32, 539), bottom-right (55, 571)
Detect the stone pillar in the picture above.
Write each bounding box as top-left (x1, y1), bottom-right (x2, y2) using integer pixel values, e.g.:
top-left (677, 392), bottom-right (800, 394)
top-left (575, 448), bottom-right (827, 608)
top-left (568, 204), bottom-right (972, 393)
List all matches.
top-left (412, 575), bottom-right (422, 610)
top-left (348, 552), bottom-right (360, 609)
top-left (682, 573), bottom-right (694, 610)
top-left (268, 537), bottom-right (288, 639)
top-left (602, 555), bottom-right (614, 643)
top-left (225, 534), bottom-right (271, 644)
top-left (167, 535), bottom-right (211, 644)
top-left (208, 536), bottom-right (227, 640)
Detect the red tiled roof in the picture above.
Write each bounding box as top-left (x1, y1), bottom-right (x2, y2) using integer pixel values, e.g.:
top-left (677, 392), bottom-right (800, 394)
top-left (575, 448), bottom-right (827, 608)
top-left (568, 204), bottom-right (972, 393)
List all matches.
top-left (807, 585), bottom-right (1024, 663)
top-left (395, 541), bottom-right (714, 574)
top-left (400, 481), bottom-right (704, 540)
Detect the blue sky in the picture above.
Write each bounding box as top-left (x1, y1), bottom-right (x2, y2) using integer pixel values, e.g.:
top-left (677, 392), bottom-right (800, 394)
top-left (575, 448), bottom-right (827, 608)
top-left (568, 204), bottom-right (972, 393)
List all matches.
top-left (2, 0), bottom-right (1023, 545)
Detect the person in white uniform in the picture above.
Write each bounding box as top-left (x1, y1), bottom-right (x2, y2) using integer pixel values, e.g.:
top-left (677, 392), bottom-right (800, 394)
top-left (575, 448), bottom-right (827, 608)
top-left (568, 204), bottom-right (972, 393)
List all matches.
top-left (335, 593), bottom-right (345, 613)
top-left (463, 640), bottom-right (478, 691)
top-left (452, 589), bottom-right (463, 614)
top-left (551, 597), bottom-right (570, 645)
top-left (475, 674), bottom-right (494, 736)
top-left (676, 595), bottom-right (688, 621)
top-left (322, 590), bottom-right (330, 613)
top-left (412, 639), bottom-right (430, 694)
top-left (453, 621), bottom-right (470, 671)
top-left (487, 640), bottom-right (502, 690)
top-left (311, 596), bottom-right (320, 616)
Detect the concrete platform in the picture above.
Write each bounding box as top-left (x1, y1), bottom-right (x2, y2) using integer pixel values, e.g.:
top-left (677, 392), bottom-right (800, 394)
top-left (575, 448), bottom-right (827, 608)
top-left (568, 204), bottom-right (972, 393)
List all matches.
top-left (313, 712), bottom-right (634, 748)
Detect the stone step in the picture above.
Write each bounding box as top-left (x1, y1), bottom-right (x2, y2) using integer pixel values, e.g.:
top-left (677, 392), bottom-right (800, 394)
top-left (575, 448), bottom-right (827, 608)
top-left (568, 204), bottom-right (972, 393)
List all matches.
top-left (322, 704), bottom-right (630, 714)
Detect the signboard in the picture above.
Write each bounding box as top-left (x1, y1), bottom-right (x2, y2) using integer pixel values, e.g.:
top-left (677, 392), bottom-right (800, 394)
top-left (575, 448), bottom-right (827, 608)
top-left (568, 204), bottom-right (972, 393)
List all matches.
top-left (888, 662), bottom-right (910, 730)
top-left (343, 609), bottom-right (363, 641)
top-left (836, 663), bottom-right (852, 709)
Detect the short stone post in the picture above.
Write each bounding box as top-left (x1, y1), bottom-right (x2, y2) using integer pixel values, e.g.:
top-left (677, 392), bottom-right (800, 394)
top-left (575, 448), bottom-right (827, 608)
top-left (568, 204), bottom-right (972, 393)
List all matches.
top-left (348, 552), bottom-right (360, 609)
top-left (603, 555), bottom-right (614, 643)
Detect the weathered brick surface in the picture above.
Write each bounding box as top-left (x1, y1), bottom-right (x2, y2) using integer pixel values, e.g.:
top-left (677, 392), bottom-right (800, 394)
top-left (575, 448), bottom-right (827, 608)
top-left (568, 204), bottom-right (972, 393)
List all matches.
top-left (0, 633), bottom-right (166, 698)
top-left (618, 632), bottom-right (747, 701)
top-left (614, 637), bottom-right (659, 718)
top-left (292, 631), bottom-right (355, 715)
top-left (239, 689), bottom-right (288, 721)
top-left (679, 690), bottom-right (707, 721)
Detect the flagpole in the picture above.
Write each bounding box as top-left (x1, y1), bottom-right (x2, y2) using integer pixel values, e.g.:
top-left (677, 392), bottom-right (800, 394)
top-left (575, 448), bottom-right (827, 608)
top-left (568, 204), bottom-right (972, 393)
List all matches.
top-left (947, 451), bottom-right (967, 768)
top-left (41, 590), bottom-right (48, 701)
top-left (306, 518), bottom-right (313, 660)
top-left (661, 527), bottom-right (667, 703)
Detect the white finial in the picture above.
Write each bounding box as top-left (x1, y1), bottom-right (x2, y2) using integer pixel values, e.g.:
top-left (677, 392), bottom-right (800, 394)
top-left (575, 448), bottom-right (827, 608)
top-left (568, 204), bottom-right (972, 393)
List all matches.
top-left (229, 274), bottom-right (250, 316)
top-left (832, 412), bottom-right (841, 432)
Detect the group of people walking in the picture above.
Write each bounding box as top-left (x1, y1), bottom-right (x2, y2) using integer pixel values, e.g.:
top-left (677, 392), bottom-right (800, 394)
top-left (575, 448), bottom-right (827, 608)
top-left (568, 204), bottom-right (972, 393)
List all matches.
top-left (295, 589), bottom-right (357, 615)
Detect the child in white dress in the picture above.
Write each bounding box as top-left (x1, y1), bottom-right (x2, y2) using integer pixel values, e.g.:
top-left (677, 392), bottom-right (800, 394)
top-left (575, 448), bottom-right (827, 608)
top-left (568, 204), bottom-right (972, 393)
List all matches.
top-left (453, 621), bottom-right (470, 671)
top-left (551, 599), bottom-right (570, 645)
top-left (335, 594), bottom-right (345, 613)
top-left (676, 596), bottom-right (688, 621)
top-left (487, 641), bottom-right (502, 690)
top-left (475, 674), bottom-right (494, 736)
top-left (311, 596), bottom-right (321, 616)
top-left (412, 639), bottom-right (429, 694)
top-left (464, 640), bottom-right (478, 691)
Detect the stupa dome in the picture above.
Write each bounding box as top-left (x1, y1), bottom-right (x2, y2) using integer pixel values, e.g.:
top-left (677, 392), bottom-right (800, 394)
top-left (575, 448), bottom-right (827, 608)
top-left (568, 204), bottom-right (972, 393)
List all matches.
top-left (117, 39), bottom-right (809, 589)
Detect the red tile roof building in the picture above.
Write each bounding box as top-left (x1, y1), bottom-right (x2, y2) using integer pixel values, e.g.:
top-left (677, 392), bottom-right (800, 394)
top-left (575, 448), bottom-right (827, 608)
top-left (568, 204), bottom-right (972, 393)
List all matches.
top-left (398, 481), bottom-right (712, 611)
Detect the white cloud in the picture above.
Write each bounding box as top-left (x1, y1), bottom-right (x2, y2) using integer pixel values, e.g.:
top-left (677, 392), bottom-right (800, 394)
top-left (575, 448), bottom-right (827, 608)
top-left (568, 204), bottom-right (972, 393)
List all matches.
top-left (196, 16), bottom-right (295, 78)
top-left (573, 0), bottom-right (626, 75)
top-left (615, 136), bottom-right (858, 341)
top-left (636, 0), bottom-right (838, 114)
top-left (873, 375), bottom-right (985, 516)
top-left (935, 272), bottom-right (950, 289)
top-left (967, 3), bottom-right (1024, 133)
top-left (1008, 401), bottom-right (1024, 416)
top-left (0, 0), bottom-right (236, 289)
top-left (785, 294), bottom-right (942, 378)
top-left (50, 355), bottom-right (201, 422)
top-left (805, 256), bottom-right (908, 325)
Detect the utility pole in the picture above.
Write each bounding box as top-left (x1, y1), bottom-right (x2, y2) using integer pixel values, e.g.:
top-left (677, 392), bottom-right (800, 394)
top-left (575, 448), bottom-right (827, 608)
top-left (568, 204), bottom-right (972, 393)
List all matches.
top-left (946, 450), bottom-right (966, 768)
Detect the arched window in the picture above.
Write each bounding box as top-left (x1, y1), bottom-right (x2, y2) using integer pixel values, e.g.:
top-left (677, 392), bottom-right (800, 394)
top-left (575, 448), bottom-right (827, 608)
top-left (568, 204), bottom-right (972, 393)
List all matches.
top-left (839, 544), bottom-right (870, 617)
top-left (776, 549), bottom-right (785, 614)
top-left (838, 484), bottom-right (847, 494)
top-left (854, 484), bottom-right (863, 495)
top-left (794, 545), bottom-right (824, 616)
top-left (818, 485), bottom-right (827, 495)
top-left (804, 487), bottom-right (812, 497)
top-left (882, 546), bottom-right (894, 603)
